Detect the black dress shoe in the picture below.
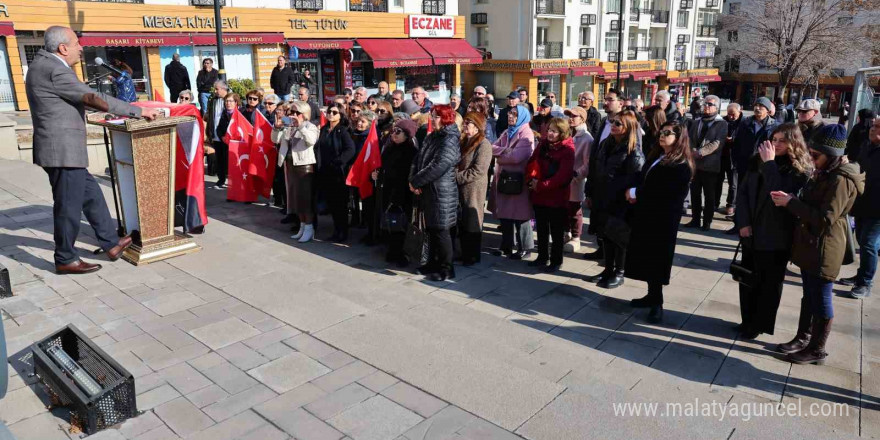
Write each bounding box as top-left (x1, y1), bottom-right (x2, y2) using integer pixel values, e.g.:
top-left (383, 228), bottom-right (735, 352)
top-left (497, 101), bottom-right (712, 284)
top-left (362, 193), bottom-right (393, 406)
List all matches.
top-left (542, 264), bottom-right (561, 273)
top-left (582, 249), bottom-right (604, 260)
top-left (427, 272), bottom-right (447, 281)
top-left (584, 272), bottom-right (610, 283)
top-left (106, 235), bottom-right (133, 261)
top-left (700, 224), bottom-right (712, 232)
top-left (630, 295), bottom-right (654, 308)
top-left (598, 274), bottom-right (624, 289)
top-left (647, 305), bottom-right (663, 324)
top-left (417, 265), bottom-right (438, 275)
top-left (528, 259), bottom-right (549, 267)
top-left (684, 219), bottom-right (701, 228)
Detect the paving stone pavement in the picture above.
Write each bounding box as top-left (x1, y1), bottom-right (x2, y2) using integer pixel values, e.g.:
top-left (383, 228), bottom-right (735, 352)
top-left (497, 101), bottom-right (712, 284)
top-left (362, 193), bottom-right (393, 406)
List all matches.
top-left (0, 158), bottom-right (878, 440)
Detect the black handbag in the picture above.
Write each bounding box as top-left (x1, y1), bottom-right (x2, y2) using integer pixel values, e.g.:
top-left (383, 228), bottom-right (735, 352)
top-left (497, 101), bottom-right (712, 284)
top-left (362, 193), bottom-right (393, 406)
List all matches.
top-left (404, 203), bottom-right (426, 261)
top-left (604, 216), bottom-right (631, 247)
top-left (729, 241), bottom-right (755, 287)
top-left (843, 215), bottom-right (856, 265)
top-left (382, 203), bottom-right (408, 233)
top-left (497, 170), bottom-right (524, 195)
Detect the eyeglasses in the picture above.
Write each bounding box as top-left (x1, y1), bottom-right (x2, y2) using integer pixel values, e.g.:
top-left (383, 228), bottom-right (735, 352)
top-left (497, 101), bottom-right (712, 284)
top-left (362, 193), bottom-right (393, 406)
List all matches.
top-left (180, 97), bottom-right (191, 101)
top-left (328, 110), bottom-right (340, 116)
top-left (265, 102), bottom-right (276, 106)
top-left (367, 101), bottom-right (377, 106)
top-left (704, 102), bottom-right (716, 107)
top-left (610, 120), bottom-right (624, 127)
top-left (377, 109), bottom-right (388, 114)
top-left (659, 129), bottom-right (676, 137)
top-left (247, 97), bottom-right (259, 101)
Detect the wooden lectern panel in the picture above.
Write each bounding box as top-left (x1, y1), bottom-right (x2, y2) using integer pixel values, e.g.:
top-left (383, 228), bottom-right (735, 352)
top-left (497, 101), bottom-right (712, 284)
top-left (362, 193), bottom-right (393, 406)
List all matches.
top-left (131, 129), bottom-right (172, 242)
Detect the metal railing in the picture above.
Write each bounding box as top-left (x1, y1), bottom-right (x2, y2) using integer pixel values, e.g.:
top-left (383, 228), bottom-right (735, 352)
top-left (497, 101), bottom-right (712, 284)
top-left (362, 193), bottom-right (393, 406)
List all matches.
top-left (697, 25), bottom-right (716, 37)
top-left (536, 0), bottom-right (565, 15)
top-left (349, 0), bottom-right (387, 12)
top-left (536, 42), bottom-right (564, 58)
top-left (629, 8), bottom-right (641, 20)
top-left (651, 10), bottom-right (670, 23)
top-left (422, 0), bottom-right (446, 15)
top-left (291, 0), bottom-right (322, 10)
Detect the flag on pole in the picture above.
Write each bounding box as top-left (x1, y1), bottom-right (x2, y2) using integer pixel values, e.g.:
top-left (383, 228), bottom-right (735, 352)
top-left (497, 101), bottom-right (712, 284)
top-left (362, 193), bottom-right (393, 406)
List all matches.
top-left (223, 109), bottom-right (258, 202)
top-left (319, 109), bottom-right (327, 128)
top-left (345, 121), bottom-right (381, 199)
top-left (247, 110), bottom-right (277, 199)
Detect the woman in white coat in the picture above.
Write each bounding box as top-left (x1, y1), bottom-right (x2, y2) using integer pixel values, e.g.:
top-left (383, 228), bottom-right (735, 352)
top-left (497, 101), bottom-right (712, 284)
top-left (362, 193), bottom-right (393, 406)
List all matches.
top-left (272, 101), bottom-right (320, 242)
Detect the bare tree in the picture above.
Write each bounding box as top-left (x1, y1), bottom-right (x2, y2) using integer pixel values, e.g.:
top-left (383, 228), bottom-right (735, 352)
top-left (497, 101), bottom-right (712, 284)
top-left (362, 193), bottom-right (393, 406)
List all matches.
top-left (718, 0), bottom-right (879, 100)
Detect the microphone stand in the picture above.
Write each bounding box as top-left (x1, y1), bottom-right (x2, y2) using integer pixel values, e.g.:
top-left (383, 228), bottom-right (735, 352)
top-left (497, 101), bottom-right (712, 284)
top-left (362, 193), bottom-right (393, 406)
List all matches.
top-left (101, 124), bottom-right (125, 237)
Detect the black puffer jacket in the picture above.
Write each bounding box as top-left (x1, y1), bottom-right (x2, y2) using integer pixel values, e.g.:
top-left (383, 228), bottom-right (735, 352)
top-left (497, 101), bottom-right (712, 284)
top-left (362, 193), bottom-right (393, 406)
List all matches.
top-left (410, 124), bottom-right (461, 229)
top-left (586, 136), bottom-right (645, 232)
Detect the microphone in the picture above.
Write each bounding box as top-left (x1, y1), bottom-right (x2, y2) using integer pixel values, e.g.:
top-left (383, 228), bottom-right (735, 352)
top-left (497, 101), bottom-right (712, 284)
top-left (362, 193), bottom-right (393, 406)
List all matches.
top-left (94, 57), bottom-right (125, 76)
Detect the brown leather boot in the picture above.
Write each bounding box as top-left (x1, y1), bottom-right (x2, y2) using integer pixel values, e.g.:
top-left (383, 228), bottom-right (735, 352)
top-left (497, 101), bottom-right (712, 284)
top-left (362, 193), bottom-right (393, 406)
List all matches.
top-left (787, 318), bottom-right (832, 365)
top-left (777, 306), bottom-right (812, 354)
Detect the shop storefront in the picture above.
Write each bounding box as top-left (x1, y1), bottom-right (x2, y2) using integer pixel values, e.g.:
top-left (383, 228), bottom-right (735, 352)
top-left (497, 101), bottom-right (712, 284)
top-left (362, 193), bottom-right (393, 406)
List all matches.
top-left (599, 60), bottom-right (667, 104)
top-left (2, 0), bottom-right (475, 111)
top-left (719, 72), bottom-right (854, 114)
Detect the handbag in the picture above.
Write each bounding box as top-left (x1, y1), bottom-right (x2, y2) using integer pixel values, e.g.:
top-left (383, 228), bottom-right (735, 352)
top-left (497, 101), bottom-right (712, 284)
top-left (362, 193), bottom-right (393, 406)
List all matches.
top-left (843, 215), bottom-right (856, 265)
top-left (382, 203), bottom-right (408, 233)
top-left (497, 169), bottom-right (524, 195)
top-left (404, 202), bottom-right (427, 261)
top-left (729, 241), bottom-right (755, 287)
top-left (603, 216), bottom-right (631, 247)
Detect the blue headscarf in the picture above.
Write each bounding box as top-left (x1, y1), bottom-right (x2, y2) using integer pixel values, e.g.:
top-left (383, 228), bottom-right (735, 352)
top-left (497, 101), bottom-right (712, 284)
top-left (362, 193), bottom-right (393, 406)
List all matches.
top-left (507, 104), bottom-right (532, 139)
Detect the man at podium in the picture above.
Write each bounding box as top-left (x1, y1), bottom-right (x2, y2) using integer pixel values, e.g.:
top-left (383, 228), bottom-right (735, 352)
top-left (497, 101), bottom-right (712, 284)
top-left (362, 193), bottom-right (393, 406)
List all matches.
top-left (25, 26), bottom-right (160, 275)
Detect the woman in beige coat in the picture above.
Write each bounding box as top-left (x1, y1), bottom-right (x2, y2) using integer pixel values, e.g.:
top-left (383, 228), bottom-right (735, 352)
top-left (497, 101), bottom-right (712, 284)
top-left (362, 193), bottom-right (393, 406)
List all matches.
top-left (271, 100), bottom-right (320, 242)
top-left (455, 112), bottom-right (493, 265)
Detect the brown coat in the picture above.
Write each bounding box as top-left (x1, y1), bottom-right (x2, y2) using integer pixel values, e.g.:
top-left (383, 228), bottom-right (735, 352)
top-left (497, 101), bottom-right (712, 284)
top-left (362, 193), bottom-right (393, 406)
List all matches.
top-left (456, 138), bottom-right (492, 233)
top-left (787, 162), bottom-right (864, 281)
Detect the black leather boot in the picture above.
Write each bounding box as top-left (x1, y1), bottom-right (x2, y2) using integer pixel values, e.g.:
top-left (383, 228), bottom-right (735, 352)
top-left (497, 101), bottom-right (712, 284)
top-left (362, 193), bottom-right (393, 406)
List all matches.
top-left (598, 270), bottom-right (625, 289)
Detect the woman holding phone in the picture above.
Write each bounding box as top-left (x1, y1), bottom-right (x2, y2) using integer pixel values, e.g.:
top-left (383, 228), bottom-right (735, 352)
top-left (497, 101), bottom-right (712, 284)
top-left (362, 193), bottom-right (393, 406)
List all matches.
top-left (272, 101), bottom-right (320, 243)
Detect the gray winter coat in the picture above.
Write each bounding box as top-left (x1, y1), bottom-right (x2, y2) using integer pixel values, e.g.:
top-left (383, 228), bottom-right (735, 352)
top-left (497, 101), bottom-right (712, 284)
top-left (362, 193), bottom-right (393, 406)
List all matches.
top-left (687, 114), bottom-right (728, 173)
top-left (411, 124), bottom-right (461, 229)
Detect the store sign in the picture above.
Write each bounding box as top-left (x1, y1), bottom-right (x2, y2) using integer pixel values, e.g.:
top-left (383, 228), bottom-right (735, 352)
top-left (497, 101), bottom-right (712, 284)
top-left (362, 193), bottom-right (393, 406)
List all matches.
top-left (289, 18), bottom-right (348, 30)
top-left (143, 15), bottom-right (240, 29)
top-left (407, 15), bottom-right (454, 38)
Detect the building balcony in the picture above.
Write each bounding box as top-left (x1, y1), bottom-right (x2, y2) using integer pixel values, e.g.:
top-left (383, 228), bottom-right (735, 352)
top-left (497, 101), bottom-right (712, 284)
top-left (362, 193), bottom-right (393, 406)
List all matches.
top-left (649, 46), bottom-right (667, 59)
top-left (536, 42), bottom-right (563, 59)
top-left (651, 10), bottom-right (669, 24)
top-left (536, 0), bottom-right (565, 16)
top-left (627, 47), bottom-right (651, 61)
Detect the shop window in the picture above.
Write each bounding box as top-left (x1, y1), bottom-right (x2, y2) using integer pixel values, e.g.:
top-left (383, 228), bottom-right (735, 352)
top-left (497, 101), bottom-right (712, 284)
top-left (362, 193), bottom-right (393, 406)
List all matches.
top-left (397, 65), bottom-right (453, 98)
top-left (422, 0), bottom-right (446, 15)
top-left (190, 0), bottom-right (224, 5)
top-left (349, 0), bottom-right (388, 12)
top-left (83, 46), bottom-right (147, 96)
top-left (292, 0), bottom-right (323, 10)
top-left (676, 10), bottom-right (688, 28)
top-left (24, 45), bottom-right (43, 65)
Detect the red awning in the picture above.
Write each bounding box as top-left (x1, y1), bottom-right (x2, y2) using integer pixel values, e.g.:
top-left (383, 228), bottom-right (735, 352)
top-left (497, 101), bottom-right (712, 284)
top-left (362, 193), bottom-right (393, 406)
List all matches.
top-left (691, 75), bottom-right (722, 83)
top-left (631, 70), bottom-right (665, 81)
top-left (416, 39), bottom-right (483, 65)
top-left (191, 33), bottom-right (285, 45)
top-left (79, 32), bottom-right (191, 47)
top-left (0, 22), bottom-right (14, 37)
top-left (357, 39), bottom-right (432, 68)
top-left (571, 66), bottom-right (606, 76)
top-left (287, 39), bottom-right (354, 50)
top-left (669, 76), bottom-right (690, 83)
top-left (531, 68), bottom-right (568, 76)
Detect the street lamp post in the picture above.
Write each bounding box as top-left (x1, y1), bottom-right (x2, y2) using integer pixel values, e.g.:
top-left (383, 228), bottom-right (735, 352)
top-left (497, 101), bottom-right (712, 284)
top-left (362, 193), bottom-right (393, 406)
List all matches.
top-left (616, 0), bottom-right (624, 93)
top-left (213, 0), bottom-right (226, 81)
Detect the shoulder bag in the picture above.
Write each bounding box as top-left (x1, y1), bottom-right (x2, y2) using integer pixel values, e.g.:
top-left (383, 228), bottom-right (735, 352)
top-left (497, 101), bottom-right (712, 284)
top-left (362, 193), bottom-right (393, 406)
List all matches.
top-left (404, 200), bottom-right (427, 261)
top-left (496, 142), bottom-right (524, 195)
top-left (729, 241), bottom-right (755, 287)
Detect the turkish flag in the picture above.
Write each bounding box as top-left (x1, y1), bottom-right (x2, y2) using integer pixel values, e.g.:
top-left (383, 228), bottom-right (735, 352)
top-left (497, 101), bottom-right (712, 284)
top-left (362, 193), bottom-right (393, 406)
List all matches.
top-left (223, 109), bottom-right (258, 202)
top-left (345, 121), bottom-right (381, 199)
top-left (247, 110), bottom-right (277, 199)
top-left (319, 110), bottom-right (327, 128)
top-left (153, 88), bottom-right (165, 102)
top-left (133, 101), bottom-right (208, 233)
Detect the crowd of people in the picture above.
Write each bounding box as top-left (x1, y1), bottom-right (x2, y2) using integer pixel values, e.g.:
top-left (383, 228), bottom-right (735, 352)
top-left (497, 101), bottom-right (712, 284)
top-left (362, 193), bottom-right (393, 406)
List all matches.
top-left (189, 59), bottom-right (877, 367)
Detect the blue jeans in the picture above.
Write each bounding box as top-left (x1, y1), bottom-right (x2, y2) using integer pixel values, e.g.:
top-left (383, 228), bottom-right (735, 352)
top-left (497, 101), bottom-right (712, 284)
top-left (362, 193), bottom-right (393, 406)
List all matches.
top-left (802, 272), bottom-right (834, 319)
top-left (856, 217), bottom-right (880, 286)
top-left (278, 94), bottom-right (290, 103)
top-left (199, 92), bottom-right (211, 115)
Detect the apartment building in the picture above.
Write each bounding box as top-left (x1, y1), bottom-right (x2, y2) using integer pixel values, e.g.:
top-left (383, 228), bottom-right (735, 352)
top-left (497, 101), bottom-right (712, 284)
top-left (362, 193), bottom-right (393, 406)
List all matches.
top-left (460, 0), bottom-right (721, 107)
top-left (3, 0), bottom-right (478, 111)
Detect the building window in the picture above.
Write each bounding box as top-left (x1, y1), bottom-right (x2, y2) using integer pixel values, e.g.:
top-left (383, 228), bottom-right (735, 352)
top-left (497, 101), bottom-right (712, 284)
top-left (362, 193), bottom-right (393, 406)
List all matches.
top-left (723, 56), bottom-right (740, 72)
top-left (677, 34), bottom-right (690, 44)
top-left (580, 26), bottom-right (591, 45)
top-left (697, 11), bottom-right (716, 36)
top-left (727, 30), bottom-right (738, 42)
top-left (695, 40), bottom-right (715, 57)
top-left (676, 10), bottom-right (688, 27)
top-left (422, 0), bottom-right (445, 15)
top-left (705, 0), bottom-right (719, 8)
top-left (537, 26), bottom-right (548, 44)
top-left (349, 0), bottom-right (388, 12)
top-left (394, 0), bottom-right (402, 5)
top-left (581, 0), bottom-right (592, 4)
top-left (580, 47), bottom-right (596, 58)
top-left (837, 16), bottom-right (853, 26)
top-left (694, 57), bottom-right (713, 68)
top-left (606, 0), bottom-right (620, 14)
top-left (680, 0), bottom-right (693, 8)
top-left (605, 31), bottom-right (619, 52)
top-left (471, 13), bottom-right (488, 24)
top-left (674, 44), bottom-right (686, 62)
top-left (24, 45), bottom-right (43, 65)
top-left (581, 14), bottom-right (597, 25)
top-left (610, 20), bottom-right (620, 31)
top-left (675, 61), bottom-right (688, 70)
top-left (609, 51), bottom-right (619, 62)
top-left (291, 0), bottom-right (323, 10)
top-left (190, 0), bottom-right (224, 5)
top-left (476, 26), bottom-right (490, 47)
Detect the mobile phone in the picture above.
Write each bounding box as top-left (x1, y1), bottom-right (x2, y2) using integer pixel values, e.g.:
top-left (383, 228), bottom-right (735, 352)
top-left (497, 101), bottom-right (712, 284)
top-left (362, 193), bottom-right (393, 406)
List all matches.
top-left (281, 116), bottom-right (292, 126)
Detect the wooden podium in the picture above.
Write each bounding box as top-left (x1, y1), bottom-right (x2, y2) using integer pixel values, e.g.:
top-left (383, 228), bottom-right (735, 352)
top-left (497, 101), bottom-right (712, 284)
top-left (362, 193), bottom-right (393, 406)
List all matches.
top-left (88, 115), bottom-right (201, 265)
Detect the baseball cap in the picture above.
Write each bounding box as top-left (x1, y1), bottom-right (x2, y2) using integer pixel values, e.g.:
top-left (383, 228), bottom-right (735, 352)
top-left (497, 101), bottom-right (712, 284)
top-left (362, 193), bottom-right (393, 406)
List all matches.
top-left (539, 98), bottom-right (553, 108)
top-left (564, 107), bottom-right (587, 120)
top-left (507, 91), bottom-right (519, 99)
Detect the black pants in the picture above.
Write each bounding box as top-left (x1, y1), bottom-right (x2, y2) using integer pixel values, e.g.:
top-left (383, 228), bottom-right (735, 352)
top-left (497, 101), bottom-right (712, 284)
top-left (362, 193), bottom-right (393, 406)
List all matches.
top-left (213, 141), bottom-right (229, 185)
top-left (427, 227), bottom-right (453, 273)
top-left (647, 281), bottom-right (664, 306)
top-left (453, 227), bottom-right (482, 263)
top-left (362, 194), bottom-right (376, 241)
top-left (738, 248), bottom-right (789, 335)
top-left (603, 236), bottom-right (627, 273)
top-left (272, 164), bottom-right (286, 208)
top-left (499, 219), bottom-right (532, 254)
top-left (534, 205), bottom-right (567, 265)
top-left (349, 188), bottom-right (362, 226)
top-left (320, 171), bottom-right (349, 236)
top-left (690, 170), bottom-right (719, 226)
top-left (386, 231), bottom-right (406, 260)
top-left (716, 157), bottom-right (737, 209)
top-left (44, 168), bottom-right (118, 265)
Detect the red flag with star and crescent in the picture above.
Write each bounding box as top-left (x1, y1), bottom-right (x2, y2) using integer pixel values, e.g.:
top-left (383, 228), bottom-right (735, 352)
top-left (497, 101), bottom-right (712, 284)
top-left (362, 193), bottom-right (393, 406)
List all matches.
top-left (223, 109), bottom-right (258, 202)
top-left (247, 110), bottom-right (277, 199)
top-left (345, 121), bottom-right (381, 199)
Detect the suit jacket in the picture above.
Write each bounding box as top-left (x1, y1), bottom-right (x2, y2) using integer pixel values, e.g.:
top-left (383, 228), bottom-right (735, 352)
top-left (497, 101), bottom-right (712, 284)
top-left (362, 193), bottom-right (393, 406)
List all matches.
top-left (26, 50), bottom-right (142, 168)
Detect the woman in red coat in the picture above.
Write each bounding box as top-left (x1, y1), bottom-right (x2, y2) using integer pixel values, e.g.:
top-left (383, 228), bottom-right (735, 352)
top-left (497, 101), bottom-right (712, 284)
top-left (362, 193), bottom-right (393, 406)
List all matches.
top-left (527, 117), bottom-right (576, 273)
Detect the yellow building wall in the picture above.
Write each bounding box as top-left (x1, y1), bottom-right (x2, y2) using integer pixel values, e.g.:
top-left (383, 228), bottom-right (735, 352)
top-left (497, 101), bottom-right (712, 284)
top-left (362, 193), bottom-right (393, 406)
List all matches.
top-left (146, 47), bottom-right (163, 100)
top-left (5, 36), bottom-right (27, 111)
top-left (254, 44), bottom-right (284, 93)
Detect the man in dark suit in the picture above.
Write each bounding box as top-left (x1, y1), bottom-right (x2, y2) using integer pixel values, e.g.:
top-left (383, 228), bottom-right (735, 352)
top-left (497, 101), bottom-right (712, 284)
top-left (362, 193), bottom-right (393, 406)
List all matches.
top-left (26, 26), bottom-right (159, 274)
top-left (164, 53), bottom-right (191, 103)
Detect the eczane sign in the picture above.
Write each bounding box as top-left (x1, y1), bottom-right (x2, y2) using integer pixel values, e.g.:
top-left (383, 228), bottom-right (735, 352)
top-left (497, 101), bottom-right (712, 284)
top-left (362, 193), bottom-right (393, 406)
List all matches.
top-left (407, 15), bottom-right (454, 38)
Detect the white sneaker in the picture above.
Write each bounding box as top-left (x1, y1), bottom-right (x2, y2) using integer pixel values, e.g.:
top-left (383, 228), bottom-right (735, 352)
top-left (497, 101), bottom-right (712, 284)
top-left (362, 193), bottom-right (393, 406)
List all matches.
top-left (298, 224), bottom-right (314, 243)
top-left (291, 224), bottom-right (304, 240)
top-left (563, 239), bottom-right (581, 253)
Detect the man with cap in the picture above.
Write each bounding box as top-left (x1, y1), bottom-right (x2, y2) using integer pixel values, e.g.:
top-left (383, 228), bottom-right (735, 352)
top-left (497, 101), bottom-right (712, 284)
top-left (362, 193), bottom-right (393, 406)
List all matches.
top-left (578, 91), bottom-right (603, 140)
top-left (531, 98), bottom-right (554, 134)
top-left (796, 98), bottom-right (825, 144)
top-left (842, 118), bottom-right (880, 298)
top-left (731, 96), bottom-right (777, 192)
top-left (496, 91), bottom-right (521, 135)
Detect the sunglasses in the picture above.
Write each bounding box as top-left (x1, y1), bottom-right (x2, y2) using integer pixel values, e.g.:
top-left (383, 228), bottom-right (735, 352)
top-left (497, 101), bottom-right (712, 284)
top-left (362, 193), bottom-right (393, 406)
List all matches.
top-left (328, 110), bottom-right (340, 115)
top-left (291, 110), bottom-right (302, 116)
top-left (265, 102), bottom-right (276, 106)
top-left (367, 101), bottom-right (377, 106)
top-left (547, 95), bottom-right (555, 99)
top-left (659, 129), bottom-right (676, 137)
top-left (377, 109), bottom-right (388, 114)
top-left (351, 109), bottom-right (361, 114)
top-left (704, 102), bottom-right (716, 107)
top-left (610, 120), bottom-right (624, 127)
top-left (392, 128), bottom-right (405, 134)
top-left (247, 97), bottom-right (259, 101)
top-left (180, 97), bottom-right (191, 101)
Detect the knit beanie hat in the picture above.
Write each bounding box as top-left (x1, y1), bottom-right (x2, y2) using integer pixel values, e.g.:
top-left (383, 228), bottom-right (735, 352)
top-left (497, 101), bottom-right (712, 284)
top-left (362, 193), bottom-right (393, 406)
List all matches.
top-left (755, 97), bottom-right (774, 115)
top-left (811, 124), bottom-right (848, 157)
top-left (400, 99), bottom-right (420, 116)
top-left (393, 118), bottom-right (418, 139)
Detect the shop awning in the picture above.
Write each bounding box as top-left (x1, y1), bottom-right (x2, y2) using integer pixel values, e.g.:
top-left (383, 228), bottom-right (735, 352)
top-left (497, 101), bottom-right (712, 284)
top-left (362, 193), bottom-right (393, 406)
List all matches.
top-left (571, 66), bottom-right (606, 76)
top-left (287, 39), bottom-right (354, 50)
top-left (191, 33), bottom-right (285, 45)
top-left (602, 73), bottom-right (631, 79)
top-left (357, 39), bottom-right (433, 68)
top-left (0, 22), bottom-right (14, 37)
top-left (669, 76), bottom-right (690, 83)
top-left (631, 70), bottom-right (665, 81)
top-left (416, 39), bottom-right (483, 65)
top-left (531, 68), bottom-right (569, 76)
top-left (691, 75), bottom-right (722, 83)
top-left (79, 32), bottom-right (192, 47)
